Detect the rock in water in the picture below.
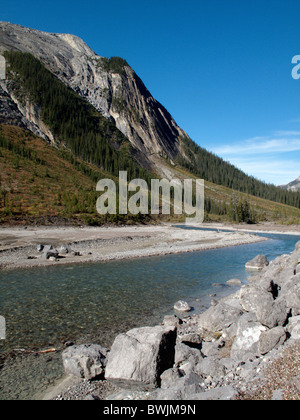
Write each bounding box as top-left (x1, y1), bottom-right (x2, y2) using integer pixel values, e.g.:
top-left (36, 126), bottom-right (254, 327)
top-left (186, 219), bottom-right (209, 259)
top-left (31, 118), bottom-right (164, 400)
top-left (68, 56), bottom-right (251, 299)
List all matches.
top-left (174, 301), bottom-right (191, 312)
top-left (105, 325), bottom-right (177, 390)
top-left (245, 255), bottom-right (269, 271)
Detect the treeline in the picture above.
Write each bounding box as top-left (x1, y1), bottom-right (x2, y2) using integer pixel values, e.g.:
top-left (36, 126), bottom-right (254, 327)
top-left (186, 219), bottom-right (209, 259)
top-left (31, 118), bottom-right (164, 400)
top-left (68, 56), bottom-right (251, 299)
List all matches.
top-left (204, 196), bottom-right (257, 223)
top-left (0, 129), bottom-right (46, 166)
top-left (177, 136), bottom-right (300, 210)
top-left (4, 51), bottom-right (151, 183)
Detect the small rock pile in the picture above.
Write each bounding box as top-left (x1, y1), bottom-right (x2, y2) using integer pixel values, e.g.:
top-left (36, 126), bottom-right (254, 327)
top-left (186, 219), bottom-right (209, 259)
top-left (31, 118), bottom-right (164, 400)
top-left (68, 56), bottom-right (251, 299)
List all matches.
top-left (58, 241), bottom-right (300, 400)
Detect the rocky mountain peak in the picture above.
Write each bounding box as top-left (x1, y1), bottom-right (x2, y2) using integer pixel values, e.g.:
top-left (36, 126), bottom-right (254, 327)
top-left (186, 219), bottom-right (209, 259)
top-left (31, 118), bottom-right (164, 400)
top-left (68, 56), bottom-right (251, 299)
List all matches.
top-left (280, 176), bottom-right (300, 192)
top-left (0, 22), bottom-right (188, 173)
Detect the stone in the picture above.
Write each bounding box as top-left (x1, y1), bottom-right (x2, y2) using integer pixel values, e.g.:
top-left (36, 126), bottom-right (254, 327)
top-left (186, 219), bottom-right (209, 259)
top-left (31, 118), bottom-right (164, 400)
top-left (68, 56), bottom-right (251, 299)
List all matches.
top-left (245, 255), bottom-right (269, 271)
top-left (160, 368), bottom-right (184, 389)
top-left (59, 245), bottom-right (72, 255)
top-left (162, 315), bottom-right (182, 327)
top-left (152, 371), bottom-right (203, 400)
top-left (230, 313), bottom-right (267, 361)
top-left (62, 344), bottom-right (108, 380)
top-left (281, 274), bottom-right (300, 316)
top-left (188, 385), bottom-right (238, 400)
top-left (174, 341), bottom-right (203, 371)
top-left (258, 326), bottom-right (286, 355)
top-left (42, 248), bottom-right (59, 260)
top-left (179, 333), bottom-right (202, 345)
top-left (239, 284), bottom-right (274, 313)
top-left (174, 301), bottom-right (191, 312)
top-left (197, 301), bottom-right (243, 334)
top-left (256, 298), bottom-right (288, 329)
top-left (195, 357), bottom-right (226, 379)
top-left (286, 316), bottom-right (300, 339)
top-left (226, 278), bottom-right (242, 286)
top-left (272, 389), bottom-right (284, 400)
top-left (105, 325), bottom-right (177, 390)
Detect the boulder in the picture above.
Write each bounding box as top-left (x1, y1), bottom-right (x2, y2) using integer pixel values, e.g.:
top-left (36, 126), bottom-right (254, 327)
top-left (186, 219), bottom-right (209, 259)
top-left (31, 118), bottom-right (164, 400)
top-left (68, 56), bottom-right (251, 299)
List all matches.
top-left (195, 356), bottom-right (226, 379)
top-left (160, 368), bottom-right (184, 389)
top-left (281, 274), bottom-right (300, 316)
top-left (62, 344), bottom-right (108, 380)
top-left (174, 301), bottom-right (191, 312)
top-left (162, 315), bottom-right (182, 327)
top-left (59, 245), bottom-right (73, 255)
top-left (239, 284), bottom-right (274, 313)
top-left (42, 248), bottom-right (59, 260)
top-left (197, 301), bottom-right (243, 334)
top-left (286, 316), bottom-right (300, 340)
top-left (258, 326), bottom-right (286, 355)
top-left (256, 298), bottom-right (288, 329)
top-left (37, 244), bottom-right (44, 252)
top-left (152, 370), bottom-right (203, 400)
top-left (189, 385), bottom-right (238, 401)
top-left (230, 313), bottom-right (267, 361)
top-left (174, 341), bottom-right (203, 371)
top-left (245, 255), bottom-right (269, 271)
top-left (105, 325), bottom-right (177, 390)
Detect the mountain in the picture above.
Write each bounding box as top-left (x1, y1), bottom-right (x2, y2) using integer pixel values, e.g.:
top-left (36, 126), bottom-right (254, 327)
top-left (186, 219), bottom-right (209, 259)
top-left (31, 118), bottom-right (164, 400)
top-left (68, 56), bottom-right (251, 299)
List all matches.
top-left (280, 176), bottom-right (300, 192)
top-left (0, 22), bottom-right (187, 173)
top-left (0, 22), bottom-right (299, 225)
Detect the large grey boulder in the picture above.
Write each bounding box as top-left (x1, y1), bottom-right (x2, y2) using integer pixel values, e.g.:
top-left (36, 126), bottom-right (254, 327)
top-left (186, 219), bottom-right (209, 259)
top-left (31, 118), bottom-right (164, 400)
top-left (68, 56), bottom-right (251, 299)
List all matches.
top-left (62, 344), bottom-right (108, 380)
top-left (281, 274), bottom-right (300, 316)
top-left (245, 255), bottom-right (269, 271)
top-left (174, 341), bottom-right (203, 372)
top-left (197, 301), bottom-right (243, 334)
top-left (195, 356), bottom-right (226, 379)
top-left (256, 298), bottom-right (288, 329)
top-left (105, 325), bottom-right (177, 390)
top-left (258, 327), bottom-right (286, 355)
top-left (151, 370), bottom-right (203, 400)
top-left (230, 313), bottom-right (267, 361)
top-left (239, 284), bottom-right (273, 313)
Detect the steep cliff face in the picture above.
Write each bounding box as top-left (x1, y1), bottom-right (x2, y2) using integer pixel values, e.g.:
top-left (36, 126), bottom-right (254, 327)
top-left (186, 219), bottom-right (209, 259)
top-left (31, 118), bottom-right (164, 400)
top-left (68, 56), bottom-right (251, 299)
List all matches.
top-left (0, 22), bottom-right (188, 172)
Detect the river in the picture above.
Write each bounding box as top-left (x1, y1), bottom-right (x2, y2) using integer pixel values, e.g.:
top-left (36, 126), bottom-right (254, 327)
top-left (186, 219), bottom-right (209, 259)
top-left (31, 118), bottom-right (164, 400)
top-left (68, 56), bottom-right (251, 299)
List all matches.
top-left (0, 227), bottom-right (299, 399)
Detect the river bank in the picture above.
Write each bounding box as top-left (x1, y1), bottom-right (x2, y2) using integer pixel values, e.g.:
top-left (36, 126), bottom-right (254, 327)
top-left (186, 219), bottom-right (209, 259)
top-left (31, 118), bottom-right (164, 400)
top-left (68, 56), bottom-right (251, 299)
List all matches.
top-left (49, 239), bottom-right (300, 401)
top-left (1, 228), bottom-right (299, 400)
top-left (0, 223), bottom-right (277, 270)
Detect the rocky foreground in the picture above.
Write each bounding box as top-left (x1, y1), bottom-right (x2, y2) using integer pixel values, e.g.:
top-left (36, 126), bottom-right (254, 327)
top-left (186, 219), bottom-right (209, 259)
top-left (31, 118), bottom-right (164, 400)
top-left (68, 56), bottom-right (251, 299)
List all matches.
top-left (53, 241), bottom-right (300, 401)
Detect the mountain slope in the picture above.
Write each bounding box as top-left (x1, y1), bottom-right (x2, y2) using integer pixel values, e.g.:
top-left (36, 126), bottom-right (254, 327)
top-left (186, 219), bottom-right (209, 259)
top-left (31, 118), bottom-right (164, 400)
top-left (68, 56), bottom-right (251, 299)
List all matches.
top-left (0, 22), bottom-right (299, 219)
top-left (1, 124), bottom-right (299, 225)
top-left (280, 176), bottom-right (300, 192)
top-left (0, 21), bottom-right (187, 171)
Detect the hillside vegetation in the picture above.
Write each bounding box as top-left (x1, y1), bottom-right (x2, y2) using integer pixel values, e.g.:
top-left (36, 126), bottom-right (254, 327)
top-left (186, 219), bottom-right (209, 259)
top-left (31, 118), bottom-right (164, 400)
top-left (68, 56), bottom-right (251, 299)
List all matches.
top-left (1, 125), bottom-right (299, 226)
top-left (0, 125), bottom-right (149, 225)
top-left (1, 51), bottom-right (300, 225)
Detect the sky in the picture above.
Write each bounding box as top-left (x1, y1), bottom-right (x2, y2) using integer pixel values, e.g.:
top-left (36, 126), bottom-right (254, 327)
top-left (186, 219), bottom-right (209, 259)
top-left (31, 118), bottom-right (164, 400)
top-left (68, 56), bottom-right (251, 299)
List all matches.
top-left (1, 0), bottom-right (300, 185)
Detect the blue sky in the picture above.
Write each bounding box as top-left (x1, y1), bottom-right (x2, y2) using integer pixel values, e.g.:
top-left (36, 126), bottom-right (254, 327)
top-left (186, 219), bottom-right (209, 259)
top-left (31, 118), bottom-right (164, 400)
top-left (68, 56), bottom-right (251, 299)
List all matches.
top-left (1, 0), bottom-right (300, 185)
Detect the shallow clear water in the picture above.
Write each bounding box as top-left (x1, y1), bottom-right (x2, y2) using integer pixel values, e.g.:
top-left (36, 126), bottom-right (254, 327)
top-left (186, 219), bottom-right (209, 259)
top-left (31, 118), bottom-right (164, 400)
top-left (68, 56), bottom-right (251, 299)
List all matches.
top-left (0, 228), bottom-right (299, 399)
